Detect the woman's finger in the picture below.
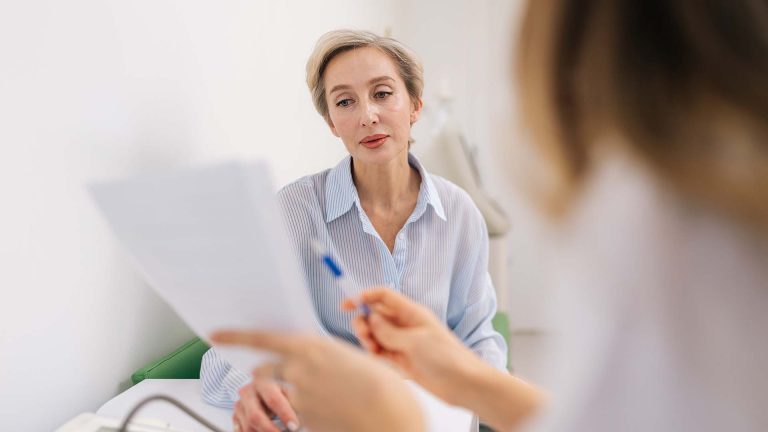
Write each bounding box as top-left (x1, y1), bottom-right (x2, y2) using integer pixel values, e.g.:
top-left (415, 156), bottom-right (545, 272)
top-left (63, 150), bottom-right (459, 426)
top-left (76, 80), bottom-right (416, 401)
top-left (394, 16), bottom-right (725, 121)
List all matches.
top-left (238, 385), bottom-right (279, 432)
top-left (351, 315), bottom-right (372, 340)
top-left (358, 288), bottom-right (428, 325)
top-left (341, 297), bottom-right (394, 321)
top-left (358, 333), bottom-right (381, 353)
top-left (351, 314), bottom-right (369, 331)
top-left (367, 312), bottom-right (414, 351)
top-left (351, 315), bottom-right (382, 353)
top-left (210, 330), bottom-right (305, 357)
top-left (254, 364), bottom-right (302, 421)
top-left (258, 381), bottom-right (301, 432)
top-left (369, 303), bottom-right (398, 320)
top-left (232, 409), bottom-right (244, 432)
top-left (234, 387), bottom-right (254, 430)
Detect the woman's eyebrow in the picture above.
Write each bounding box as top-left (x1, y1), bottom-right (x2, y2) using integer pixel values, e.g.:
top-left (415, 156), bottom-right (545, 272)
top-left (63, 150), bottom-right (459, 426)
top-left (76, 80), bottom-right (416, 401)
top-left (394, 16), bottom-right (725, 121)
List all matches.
top-left (368, 76), bottom-right (395, 86)
top-left (328, 84), bottom-right (351, 95)
top-left (328, 76), bottom-right (395, 95)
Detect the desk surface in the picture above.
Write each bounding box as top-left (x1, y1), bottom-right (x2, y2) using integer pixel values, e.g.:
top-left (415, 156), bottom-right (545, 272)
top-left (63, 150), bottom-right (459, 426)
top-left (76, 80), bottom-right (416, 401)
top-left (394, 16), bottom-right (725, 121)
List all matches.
top-left (97, 379), bottom-right (474, 432)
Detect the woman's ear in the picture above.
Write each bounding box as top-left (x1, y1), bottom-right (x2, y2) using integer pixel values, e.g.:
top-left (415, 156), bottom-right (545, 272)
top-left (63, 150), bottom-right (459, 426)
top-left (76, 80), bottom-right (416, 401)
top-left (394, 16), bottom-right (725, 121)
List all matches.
top-left (410, 98), bottom-right (424, 124)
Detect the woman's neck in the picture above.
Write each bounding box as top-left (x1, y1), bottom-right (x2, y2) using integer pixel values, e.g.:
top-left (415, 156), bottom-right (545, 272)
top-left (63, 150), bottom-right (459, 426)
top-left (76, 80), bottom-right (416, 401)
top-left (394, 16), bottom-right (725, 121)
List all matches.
top-left (352, 153), bottom-right (421, 211)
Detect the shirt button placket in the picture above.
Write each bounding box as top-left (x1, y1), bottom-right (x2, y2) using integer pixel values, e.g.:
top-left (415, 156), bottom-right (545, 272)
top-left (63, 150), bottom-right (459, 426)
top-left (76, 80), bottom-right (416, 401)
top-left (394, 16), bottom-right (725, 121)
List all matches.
top-left (379, 241), bottom-right (398, 289)
top-left (393, 230), bottom-right (407, 289)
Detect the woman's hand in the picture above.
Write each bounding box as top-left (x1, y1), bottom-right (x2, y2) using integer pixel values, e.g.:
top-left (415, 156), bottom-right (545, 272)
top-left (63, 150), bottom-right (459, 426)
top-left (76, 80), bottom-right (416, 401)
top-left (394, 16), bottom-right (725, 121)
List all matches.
top-left (210, 330), bottom-right (425, 432)
top-left (232, 376), bottom-right (299, 432)
top-left (345, 288), bottom-right (544, 431)
top-left (343, 287), bottom-right (488, 405)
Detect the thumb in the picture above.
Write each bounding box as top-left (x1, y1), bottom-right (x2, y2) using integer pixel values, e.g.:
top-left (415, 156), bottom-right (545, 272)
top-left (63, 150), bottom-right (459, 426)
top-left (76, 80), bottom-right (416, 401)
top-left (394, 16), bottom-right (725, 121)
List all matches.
top-left (368, 312), bottom-right (416, 352)
top-left (360, 287), bottom-right (430, 326)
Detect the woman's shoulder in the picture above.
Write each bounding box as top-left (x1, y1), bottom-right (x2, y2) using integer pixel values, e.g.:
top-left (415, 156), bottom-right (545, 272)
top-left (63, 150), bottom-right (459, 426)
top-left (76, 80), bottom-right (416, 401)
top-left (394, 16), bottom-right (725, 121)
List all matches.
top-left (275, 169), bottom-right (334, 236)
top-left (426, 173), bottom-right (473, 206)
top-left (426, 173), bottom-right (484, 222)
top-left (276, 169), bottom-right (332, 208)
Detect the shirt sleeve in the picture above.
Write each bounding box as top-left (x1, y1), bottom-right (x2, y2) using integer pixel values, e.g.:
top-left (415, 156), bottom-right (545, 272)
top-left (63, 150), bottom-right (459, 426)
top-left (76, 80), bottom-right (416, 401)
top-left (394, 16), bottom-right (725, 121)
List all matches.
top-left (449, 207), bottom-right (509, 371)
top-left (199, 347), bottom-right (250, 409)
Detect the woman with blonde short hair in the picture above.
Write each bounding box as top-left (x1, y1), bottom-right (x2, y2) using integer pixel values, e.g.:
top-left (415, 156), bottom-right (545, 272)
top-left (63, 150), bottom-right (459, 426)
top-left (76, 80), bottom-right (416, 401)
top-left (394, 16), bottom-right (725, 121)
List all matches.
top-left (213, 1), bottom-right (768, 431)
top-left (202, 29), bottom-right (507, 432)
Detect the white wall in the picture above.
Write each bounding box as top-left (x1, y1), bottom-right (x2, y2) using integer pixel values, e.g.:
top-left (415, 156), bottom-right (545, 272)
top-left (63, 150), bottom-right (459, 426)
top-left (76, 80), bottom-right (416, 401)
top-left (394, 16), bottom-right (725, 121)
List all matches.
top-left (0, 1), bottom-right (396, 430)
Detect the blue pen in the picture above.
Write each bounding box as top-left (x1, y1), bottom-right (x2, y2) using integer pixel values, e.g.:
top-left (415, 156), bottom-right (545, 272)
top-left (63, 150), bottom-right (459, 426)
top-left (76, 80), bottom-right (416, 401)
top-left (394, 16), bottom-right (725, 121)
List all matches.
top-left (311, 240), bottom-right (370, 315)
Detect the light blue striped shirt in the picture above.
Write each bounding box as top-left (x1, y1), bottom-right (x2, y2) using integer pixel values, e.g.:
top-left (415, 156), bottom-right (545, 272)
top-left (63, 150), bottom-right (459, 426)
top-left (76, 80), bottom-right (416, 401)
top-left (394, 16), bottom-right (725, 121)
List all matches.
top-left (200, 153), bottom-right (507, 408)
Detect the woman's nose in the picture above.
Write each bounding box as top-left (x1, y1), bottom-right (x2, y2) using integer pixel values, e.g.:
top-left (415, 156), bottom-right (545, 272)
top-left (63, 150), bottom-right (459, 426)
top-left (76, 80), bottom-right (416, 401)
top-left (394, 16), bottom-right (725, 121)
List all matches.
top-left (360, 102), bottom-right (379, 127)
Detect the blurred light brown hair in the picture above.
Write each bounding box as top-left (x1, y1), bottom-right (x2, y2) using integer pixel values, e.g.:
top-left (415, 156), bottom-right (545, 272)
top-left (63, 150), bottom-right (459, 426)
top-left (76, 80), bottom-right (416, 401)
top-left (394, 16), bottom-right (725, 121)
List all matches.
top-left (517, 0), bottom-right (768, 229)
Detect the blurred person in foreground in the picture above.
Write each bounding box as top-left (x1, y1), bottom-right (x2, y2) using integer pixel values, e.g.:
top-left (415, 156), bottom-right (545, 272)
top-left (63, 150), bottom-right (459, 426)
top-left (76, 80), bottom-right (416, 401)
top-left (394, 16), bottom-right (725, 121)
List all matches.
top-left (213, 0), bottom-right (768, 431)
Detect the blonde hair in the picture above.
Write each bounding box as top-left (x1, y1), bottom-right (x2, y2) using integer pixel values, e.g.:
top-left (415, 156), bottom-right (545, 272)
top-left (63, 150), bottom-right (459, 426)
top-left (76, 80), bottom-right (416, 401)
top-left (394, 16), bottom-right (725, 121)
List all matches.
top-left (517, 0), bottom-right (768, 229)
top-left (306, 29), bottom-right (424, 122)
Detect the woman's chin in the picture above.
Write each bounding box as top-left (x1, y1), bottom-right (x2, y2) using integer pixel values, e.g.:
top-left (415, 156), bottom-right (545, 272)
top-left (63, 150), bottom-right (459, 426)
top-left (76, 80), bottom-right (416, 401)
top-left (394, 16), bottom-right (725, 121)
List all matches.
top-left (351, 146), bottom-right (404, 166)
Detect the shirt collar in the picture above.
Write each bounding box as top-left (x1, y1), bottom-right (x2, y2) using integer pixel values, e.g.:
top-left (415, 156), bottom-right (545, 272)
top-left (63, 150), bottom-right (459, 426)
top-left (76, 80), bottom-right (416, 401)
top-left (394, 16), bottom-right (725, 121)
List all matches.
top-left (324, 153), bottom-right (446, 223)
top-left (324, 156), bottom-right (357, 223)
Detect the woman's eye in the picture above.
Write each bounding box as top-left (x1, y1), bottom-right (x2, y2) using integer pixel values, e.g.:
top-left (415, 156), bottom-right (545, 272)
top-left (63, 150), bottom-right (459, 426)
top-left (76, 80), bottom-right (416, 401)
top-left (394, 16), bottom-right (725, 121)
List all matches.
top-left (374, 91), bottom-right (393, 99)
top-left (336, 98), bottom-right (353, 107)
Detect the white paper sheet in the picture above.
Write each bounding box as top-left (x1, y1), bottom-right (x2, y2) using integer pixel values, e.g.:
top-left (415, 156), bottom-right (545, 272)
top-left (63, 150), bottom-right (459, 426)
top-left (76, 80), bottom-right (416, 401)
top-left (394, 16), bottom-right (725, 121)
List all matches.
top-left (89, 161), bottom-right (320, 371)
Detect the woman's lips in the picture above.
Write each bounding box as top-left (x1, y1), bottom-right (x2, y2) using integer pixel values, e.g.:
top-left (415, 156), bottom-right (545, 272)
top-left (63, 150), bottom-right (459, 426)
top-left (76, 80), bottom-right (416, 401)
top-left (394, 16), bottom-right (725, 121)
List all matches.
top-left (360, 134), bottom-right (388, 149)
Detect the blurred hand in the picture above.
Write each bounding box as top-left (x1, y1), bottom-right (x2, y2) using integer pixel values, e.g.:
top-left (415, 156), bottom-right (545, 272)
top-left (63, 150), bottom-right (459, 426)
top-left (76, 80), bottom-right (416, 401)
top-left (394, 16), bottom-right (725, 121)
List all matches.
top-left (211, 330), bottom-right (425, 432)
top-left (343, 287), bottom-right (490, 406)
top-left (233, 376), bottom-right (299, 432)
top-left (345, 288), bottom-right (543, 431)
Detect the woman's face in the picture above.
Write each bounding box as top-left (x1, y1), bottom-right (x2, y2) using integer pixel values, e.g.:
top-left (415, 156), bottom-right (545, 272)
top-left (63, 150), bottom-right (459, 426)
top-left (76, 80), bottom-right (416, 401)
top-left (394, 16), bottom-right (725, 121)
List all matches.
top-left (323, 47), bottom-right (422, 166)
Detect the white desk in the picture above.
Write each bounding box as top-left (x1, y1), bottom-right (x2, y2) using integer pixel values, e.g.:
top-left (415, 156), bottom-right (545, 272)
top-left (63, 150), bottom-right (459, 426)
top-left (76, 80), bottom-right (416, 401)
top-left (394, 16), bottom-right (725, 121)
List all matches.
top-left (97, 379), bottom-right (475, 432)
